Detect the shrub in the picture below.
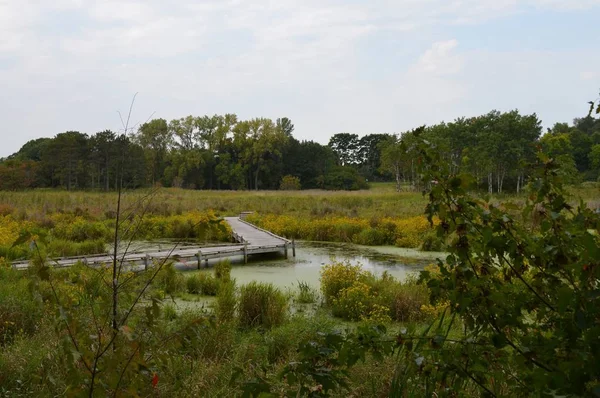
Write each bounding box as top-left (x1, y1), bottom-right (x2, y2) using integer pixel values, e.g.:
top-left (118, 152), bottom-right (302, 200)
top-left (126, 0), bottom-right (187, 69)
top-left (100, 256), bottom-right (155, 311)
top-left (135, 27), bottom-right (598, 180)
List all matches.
top-left (238, 282), bottom-right (287, 329)
top-left (214, 259), bottom-right (231, 281)
top-left (279, 175), bottom-right (301, 191)
top-left (320, 262), bottom-right (430, 322)
top-left (0, 272), bottom-right (43, 345)
top-left (186, 272), bottom-right (220, 296)
top-left (176, 311), bottom-right (236, 360)
top-left (353, 227), bottom-right (388, 245)
top-left (263, 315), bottom-right (337, 364)
top-left (155, 263), bottom-right (186, 295)
top-left (332, 282), bottom-right (373, 320)
top-left (388, 280), bottom-right (429, 322)
top-left (186, 274), bottom-right (203, 294)
top-left (0, 216), bottom-right (24, 247)
top-left (46, 239), bottom-right (106, 257)
top-left (163, 304), bottom-right (178, 321)
top-left (320, 261), bottom-right (371, 304)
top-left (134, 211), bottom-right (232, 242)
top-left (50, 216), bottom-right (111, 242)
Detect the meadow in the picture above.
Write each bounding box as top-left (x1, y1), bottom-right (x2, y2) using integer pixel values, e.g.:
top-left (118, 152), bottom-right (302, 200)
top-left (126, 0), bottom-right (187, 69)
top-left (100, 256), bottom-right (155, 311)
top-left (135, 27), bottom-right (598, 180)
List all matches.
top-left (1, 181), bottom-right (597, 264)
top-left (0, 180), bottom-right (598, 396)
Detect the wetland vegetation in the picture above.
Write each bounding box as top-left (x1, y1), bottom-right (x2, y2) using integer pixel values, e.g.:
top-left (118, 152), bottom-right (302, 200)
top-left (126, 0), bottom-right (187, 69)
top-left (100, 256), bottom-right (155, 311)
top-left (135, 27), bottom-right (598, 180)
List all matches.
top-left (0, 100), bottom-right (598, 397)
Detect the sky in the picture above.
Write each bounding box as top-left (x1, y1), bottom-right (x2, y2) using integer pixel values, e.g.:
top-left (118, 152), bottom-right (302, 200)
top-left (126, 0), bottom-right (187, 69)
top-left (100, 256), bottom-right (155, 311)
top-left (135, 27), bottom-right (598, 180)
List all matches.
top-left (0, 0), bottom-right (599, 157)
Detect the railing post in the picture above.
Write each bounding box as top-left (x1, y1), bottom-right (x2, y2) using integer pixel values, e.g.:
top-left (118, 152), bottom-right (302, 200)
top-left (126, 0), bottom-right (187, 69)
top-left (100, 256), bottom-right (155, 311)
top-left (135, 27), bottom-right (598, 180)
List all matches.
top-left (292, 239), bottom-right (296, 257)
top-left (284, 243), bottom-right (289, 259)
top-left (197, 250), bottom-right (202, 269)
top-left (243, 243), bottom-right (248, 264)
top-left (144, 254), bottom-right (150, 270)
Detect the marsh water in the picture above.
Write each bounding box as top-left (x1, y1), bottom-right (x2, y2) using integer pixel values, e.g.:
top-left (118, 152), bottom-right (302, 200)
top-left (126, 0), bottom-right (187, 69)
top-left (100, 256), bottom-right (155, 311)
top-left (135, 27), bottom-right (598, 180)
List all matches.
top-left (175, 241), bottom-right (445, 289)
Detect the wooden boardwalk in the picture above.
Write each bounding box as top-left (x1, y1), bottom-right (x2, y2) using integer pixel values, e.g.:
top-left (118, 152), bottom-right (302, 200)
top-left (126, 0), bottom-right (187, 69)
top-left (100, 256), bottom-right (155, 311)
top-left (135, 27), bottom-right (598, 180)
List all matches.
top-left (11, 216), bottom-right (294, 270)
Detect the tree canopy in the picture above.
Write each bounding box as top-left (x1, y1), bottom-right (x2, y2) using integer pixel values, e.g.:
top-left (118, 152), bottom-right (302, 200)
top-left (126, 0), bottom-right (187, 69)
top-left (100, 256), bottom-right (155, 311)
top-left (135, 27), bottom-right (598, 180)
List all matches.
top-left (2, 107), bottom-right (599, 191)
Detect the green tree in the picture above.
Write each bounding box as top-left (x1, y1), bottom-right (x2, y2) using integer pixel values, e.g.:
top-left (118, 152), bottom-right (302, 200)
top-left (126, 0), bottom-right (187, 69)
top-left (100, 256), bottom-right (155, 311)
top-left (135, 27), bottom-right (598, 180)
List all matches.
top-left (329, 133), bottom-right (360, 166)
top-left (41, 131), bottom-right (89, 190)
top-left (540, 131), bottom-right (579, 182)
top-left (89, 130), bottom-right (117, 191)
top-left (276, 117), bottom-right (295, 137)
top-left (135, 119), bottom-right (172, 185)
top-left (357, 133), bottom-right (392, 181)
top-left (11, 138), bottom-right (52, 162)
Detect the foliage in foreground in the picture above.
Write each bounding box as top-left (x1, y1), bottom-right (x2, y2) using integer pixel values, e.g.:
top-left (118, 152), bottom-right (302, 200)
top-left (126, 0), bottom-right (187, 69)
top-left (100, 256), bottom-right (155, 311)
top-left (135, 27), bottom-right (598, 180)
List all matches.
top-left (406, 143), bottom-right (600, 396)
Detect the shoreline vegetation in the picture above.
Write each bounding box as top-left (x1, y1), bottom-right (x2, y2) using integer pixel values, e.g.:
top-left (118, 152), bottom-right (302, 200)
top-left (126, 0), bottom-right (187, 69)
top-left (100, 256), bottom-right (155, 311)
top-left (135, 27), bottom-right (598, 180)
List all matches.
top-left (1, 182), bottom-right (598, 264)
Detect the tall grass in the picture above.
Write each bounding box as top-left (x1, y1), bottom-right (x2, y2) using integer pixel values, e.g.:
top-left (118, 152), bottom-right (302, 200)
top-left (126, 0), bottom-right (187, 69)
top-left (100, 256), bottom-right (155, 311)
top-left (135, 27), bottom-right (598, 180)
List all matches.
top-left (214, 259), bottom-right (231, 281)
top-left (296, 281), bottom-right (318, 304)
top-left (0, 268), bottom-right (43, 346)
top-left (216, 280), bottom-right (237, 323)
top-left (186, 272), bottom-right (218, 296)
top-left (238, 282), bottom-right (288, 329)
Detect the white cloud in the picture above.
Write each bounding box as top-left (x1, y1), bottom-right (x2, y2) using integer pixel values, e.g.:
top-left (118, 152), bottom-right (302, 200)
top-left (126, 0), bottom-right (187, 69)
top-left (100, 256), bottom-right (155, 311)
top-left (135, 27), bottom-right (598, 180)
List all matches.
top-left (0, 0), bottom-right (599, 156)
top-left (414, 39), bottom-right (463, 75)
top-left (580, 71), bottom-right (599, 81)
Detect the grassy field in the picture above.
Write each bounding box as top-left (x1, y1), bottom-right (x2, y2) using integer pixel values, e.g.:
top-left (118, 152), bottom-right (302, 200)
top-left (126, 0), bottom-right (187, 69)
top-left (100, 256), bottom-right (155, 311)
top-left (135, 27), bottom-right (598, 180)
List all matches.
top-left (1, 181), bottom-right (596, 220)
top-left (1, 181), bottom-right (598, 261)
top-left (0, 182), bottom-right (425, 220)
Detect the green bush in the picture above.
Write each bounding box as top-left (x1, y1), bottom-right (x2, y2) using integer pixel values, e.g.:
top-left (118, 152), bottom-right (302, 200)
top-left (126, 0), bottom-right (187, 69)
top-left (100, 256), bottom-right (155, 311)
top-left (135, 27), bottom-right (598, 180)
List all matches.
top-left (321, 262), bottom-right (430, 322)
top-left (187, 272), bottom-right (219, 296)
top-left (238, 282), bottom-right (288, 329)
top-left (0, 271), bottom-right (43, 345)
top-left (46, 239), bottom-right (106, 257)
top-left (199, 273), bottom-right (219, 296)
top-left (0, 244), bottom-right (29, 261)
top-left (263, 315), bottom-right (337, 364)
top-left (214, 259), bottom-right (231, 281)
top-left (320, 261), bottom-right (371, 304)
top-left (352, 227), bottom-right (388, 245)
top-left (176, 311), bottom-right (237, 360)
top-left (155, 263), bottom-right (186, 295)
top-left (279, 175), bottom-right (301, 191)
top-left (332, 282), bottom-right (373, 320)
top-left (52, 217), bottom-right (111, 242)
top-left (186, 275), bottom-right (202, 294)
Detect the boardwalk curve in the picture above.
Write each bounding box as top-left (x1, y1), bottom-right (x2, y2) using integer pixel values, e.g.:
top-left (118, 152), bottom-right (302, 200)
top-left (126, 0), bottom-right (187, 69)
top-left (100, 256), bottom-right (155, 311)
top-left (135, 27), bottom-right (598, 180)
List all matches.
top-left (11, 215), bottom-right (294, 270)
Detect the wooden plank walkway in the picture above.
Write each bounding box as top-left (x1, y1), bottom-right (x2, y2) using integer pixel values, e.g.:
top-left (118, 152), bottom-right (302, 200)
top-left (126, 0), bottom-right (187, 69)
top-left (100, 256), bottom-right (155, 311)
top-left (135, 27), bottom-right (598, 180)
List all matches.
top-left (11, 216), bottom-right (295, 270)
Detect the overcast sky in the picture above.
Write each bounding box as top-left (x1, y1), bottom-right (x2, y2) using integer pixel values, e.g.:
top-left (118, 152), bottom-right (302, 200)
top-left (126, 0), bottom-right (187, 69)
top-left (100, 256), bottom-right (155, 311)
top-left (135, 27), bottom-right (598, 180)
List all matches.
top-left (1, 0), bottom-right (599, 157)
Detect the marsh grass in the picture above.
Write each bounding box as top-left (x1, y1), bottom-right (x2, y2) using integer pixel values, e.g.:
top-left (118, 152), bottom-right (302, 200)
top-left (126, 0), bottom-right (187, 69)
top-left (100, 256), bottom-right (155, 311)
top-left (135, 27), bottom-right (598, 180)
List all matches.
top-left (216, 279), bottom-right (237, 323)
top-left (186, 272), bottom-right (219, 296)
top-left (238, 282), bottom-right (288, 329)
top-left (295, 280), bottom-right (318, 304)
top-left (214, 259), bottom-right (231, 281)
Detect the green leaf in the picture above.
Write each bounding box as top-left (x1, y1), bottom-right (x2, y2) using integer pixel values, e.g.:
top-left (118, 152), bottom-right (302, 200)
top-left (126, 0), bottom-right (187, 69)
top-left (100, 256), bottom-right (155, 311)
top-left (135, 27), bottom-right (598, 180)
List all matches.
top-left (11, 231), bottom-right (32, 248)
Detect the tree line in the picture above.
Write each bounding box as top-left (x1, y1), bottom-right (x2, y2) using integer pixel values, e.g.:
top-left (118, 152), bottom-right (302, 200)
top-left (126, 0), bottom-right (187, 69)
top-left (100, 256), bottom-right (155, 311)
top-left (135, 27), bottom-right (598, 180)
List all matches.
top-left (1, 109), bottom-right (598, 191)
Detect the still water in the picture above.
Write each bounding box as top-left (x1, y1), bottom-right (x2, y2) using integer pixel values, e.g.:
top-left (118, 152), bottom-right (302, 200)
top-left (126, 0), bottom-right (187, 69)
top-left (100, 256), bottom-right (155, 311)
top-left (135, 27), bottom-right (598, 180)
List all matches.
top-left (175, 241), bottom-right (445, 290)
